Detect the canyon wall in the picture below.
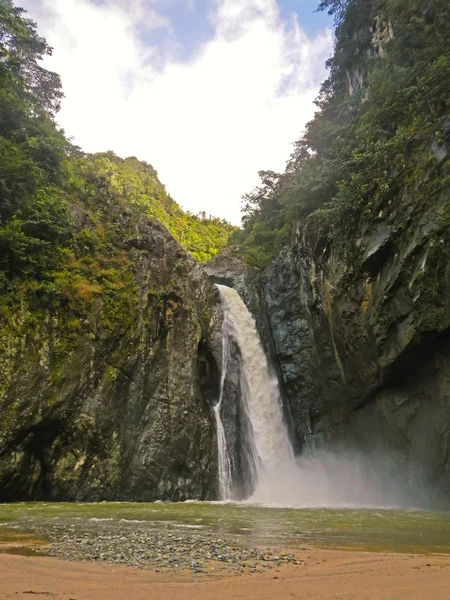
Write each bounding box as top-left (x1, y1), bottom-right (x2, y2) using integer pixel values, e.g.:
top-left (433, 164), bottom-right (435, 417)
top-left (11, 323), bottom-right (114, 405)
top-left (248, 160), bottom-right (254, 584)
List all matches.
top-left (0, 217), bottom-right (219, 502)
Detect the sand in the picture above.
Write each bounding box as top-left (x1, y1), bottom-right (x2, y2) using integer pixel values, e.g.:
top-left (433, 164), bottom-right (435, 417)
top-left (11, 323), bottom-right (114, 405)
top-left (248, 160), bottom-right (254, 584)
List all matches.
top-left (1, 548), bottom-right (450, 600)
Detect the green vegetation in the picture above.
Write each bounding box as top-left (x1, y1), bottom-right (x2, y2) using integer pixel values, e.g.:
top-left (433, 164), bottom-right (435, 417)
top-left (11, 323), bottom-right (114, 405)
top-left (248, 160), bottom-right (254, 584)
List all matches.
top-left (0, 0), bottom-right (236, 385)
top-left (0, 0), bottom-right (68, 281)
top-left (233, 0), bottom-right (450, 267)
top-left (0, 0), bottom-right (235, 324)
top-left (3, 0), bottom-right (448, 284)
top-left (71, 152), bottom-right (236, 263)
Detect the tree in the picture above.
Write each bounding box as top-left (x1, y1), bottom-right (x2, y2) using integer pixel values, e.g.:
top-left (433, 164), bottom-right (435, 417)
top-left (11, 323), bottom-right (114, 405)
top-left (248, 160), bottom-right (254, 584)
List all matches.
top-left (317, 0), bottom-right (348, 19)
top-left (0, 0), bottom-right (63, 120)
top-left (0, 0), bottom-right (68, 281)
top-left (235, 0), bottom-right (450, 267)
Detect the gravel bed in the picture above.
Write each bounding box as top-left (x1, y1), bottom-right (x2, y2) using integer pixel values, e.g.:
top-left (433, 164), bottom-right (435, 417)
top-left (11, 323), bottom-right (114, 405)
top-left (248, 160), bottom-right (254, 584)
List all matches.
top-left (25, 521), bottom-right (304, 575)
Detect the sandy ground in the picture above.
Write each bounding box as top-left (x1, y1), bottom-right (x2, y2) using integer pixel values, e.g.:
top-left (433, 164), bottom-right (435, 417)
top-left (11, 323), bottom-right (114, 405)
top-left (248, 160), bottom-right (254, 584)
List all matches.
top-left (1, 549), bottom-right (450, 600)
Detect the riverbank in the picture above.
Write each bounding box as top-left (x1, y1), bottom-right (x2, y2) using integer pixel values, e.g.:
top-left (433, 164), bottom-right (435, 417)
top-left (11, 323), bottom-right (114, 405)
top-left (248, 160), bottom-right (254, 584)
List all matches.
top-left (2, 502), bottom-right (450, 598)
top-left (1, 548), bottom-right (450, 599)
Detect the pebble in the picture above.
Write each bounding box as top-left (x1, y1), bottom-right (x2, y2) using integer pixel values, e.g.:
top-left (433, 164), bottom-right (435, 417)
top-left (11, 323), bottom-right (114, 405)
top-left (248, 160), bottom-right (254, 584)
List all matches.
top-left (19, 520), bottom-right (302, 575)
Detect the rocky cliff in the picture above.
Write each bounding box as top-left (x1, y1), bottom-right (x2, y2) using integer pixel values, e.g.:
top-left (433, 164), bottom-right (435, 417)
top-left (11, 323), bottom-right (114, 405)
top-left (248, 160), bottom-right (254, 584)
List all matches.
top-left (206, 154), bottom-right (450, 505)
top-left (262, 167), bottom-right (450, 504)
top-left (222, 0), bottom-right (450, 505)
top-left (0, 216), bottom-right (220, 502)
top-left (1, 0), bottom-right (449, 506)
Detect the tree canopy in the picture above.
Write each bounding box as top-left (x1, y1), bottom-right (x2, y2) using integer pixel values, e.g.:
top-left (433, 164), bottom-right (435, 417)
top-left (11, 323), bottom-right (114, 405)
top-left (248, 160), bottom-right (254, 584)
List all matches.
top-left (0, 0), bottom-right (69, 280)
top-left (233, 0), bottom-right (450, 267)
top-left (0, 0), bottom-right (235, 306)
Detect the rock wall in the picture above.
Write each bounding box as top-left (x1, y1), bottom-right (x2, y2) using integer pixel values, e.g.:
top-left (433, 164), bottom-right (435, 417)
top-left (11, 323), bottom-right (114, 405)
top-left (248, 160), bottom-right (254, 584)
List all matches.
top-left (0, 218), bottom-right (219, 502)
top-left (201, 187), bottom-right (450, 504)
top-left (263, 177), bottom-right (450, 503)
top-left (2, 188), bottom-right (449, 504)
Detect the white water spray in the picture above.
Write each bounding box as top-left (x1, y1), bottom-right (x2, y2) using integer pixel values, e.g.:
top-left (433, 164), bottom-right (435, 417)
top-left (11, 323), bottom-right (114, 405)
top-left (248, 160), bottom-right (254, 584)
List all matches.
top-left (215, 284), bottom-right (296, 502)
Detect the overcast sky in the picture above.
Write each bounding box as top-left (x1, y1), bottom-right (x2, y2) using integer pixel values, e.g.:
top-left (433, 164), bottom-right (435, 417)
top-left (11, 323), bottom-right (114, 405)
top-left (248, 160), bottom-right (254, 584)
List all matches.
top-left (21, 0), bottom-right (333, 224)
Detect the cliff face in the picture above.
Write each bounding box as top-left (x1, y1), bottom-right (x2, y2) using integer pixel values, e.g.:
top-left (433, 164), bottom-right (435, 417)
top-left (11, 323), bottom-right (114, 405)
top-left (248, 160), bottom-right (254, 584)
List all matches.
top-left (0, 217), bottom-right (219, 502)
top-left (225, 0), bottom-right (450, 504)
top-left (2, 203), bottom-right (449, 504)
top-left (2, 0), bottom-right (449, 506)
top-left (263, 171), bottom-right (450, 502)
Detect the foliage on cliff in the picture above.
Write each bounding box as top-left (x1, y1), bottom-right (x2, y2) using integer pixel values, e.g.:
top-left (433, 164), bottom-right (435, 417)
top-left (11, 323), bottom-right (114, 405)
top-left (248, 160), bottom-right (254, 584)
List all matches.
top-left (0, 0), bottom-right (235, 309)
top-left (233, 0), bottom-right (450, 267)
top-left (71, 152), bottom-right (235, 264)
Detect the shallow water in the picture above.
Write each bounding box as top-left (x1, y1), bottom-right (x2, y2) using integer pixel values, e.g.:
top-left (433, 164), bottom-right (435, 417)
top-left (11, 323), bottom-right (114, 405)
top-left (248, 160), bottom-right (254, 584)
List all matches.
top-left (0, 525), bottom-right (47, 556)
top-left (1, 502), bottom-right (449, 554)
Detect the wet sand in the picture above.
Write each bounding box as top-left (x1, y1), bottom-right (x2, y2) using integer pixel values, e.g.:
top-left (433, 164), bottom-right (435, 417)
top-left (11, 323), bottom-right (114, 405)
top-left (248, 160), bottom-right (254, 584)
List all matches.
top-left (1, 548), bottom-right (450, 600)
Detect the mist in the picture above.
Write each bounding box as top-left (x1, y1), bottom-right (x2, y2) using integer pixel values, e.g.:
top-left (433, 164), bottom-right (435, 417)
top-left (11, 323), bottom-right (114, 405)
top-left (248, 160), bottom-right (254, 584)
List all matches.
top-left (248, 448), bottom-right (440, 510)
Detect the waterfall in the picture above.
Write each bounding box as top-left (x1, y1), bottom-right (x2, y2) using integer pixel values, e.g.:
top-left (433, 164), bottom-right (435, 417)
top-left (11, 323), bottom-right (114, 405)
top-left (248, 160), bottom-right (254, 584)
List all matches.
top-left (213, 302), bottom-right (233, 500)
top-left (214, 284), bottom-right (296, 502)
top-left (213, 284), bottom-right (418, 508)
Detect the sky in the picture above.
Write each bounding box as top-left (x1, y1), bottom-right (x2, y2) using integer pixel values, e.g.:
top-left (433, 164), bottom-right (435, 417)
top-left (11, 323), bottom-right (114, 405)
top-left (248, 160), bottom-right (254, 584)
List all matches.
top-left (21, 0), bottom-right (334, 224)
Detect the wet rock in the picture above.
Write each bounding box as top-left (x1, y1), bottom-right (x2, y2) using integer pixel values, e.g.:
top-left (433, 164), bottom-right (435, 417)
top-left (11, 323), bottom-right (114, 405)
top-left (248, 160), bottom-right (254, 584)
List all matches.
top-left (0, 218), bottom-right (220, 503)
top-left (24, 520), bottom-right (301, 576)
top-left (263, 173), bottom-right (450, 503)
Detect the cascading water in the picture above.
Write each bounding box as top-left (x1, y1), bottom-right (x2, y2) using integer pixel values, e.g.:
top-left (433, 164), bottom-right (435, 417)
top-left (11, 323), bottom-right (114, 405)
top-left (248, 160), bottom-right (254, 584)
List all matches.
top-left (213, 303), bottom-right (233, 500)
top-left (213, 285), bottom-right (426, 508)
top-left (214, 284), bottom-right (297, 502)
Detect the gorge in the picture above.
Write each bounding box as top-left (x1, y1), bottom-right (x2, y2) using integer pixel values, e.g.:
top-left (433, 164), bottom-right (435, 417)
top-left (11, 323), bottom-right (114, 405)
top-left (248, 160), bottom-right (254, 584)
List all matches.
top-left (0, 0), bottom-right (449, 508)
top-left (1, 218), bottom-right (448, 507)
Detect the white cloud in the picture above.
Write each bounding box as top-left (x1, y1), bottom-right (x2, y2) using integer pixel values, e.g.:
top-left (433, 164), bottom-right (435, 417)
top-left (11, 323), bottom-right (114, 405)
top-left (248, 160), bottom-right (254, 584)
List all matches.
top-left (22, 0), bottom-right (332, 224)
